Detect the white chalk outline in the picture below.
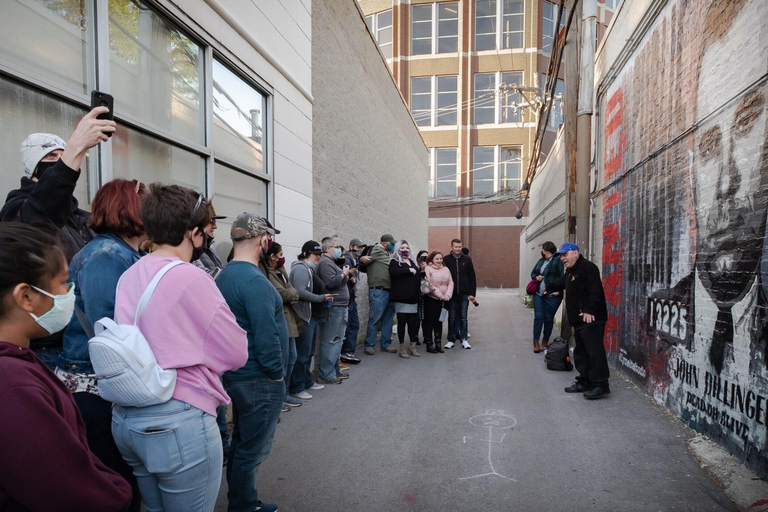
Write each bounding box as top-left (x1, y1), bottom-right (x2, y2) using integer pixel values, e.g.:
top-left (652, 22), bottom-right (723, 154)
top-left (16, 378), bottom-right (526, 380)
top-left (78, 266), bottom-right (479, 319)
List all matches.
top-left (459, 410), bottom-right (517, 482)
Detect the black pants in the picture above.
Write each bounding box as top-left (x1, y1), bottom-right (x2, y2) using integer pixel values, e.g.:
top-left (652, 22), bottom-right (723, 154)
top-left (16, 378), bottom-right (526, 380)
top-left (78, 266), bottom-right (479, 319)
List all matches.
top-left (73, 392), bottom-right (142, 512)
top-left (573, 323), bottom-right (610, 387)
top-left (421, 296), bottom-right (444, 343)
top-left (396, 312), bottom-right (420, 344)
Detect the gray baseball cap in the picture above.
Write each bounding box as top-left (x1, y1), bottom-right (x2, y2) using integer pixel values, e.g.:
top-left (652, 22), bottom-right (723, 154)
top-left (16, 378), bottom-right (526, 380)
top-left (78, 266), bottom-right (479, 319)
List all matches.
top-left (349, 238), bottom-right (365, 247)
top-left (230, 212), bottom-right (280, 241)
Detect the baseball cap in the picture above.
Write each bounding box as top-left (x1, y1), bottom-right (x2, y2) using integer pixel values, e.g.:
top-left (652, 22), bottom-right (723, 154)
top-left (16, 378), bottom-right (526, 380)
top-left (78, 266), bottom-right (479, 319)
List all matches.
top-left (380, 234), bottom-right (396, 244)
top-left (349, 238), bottom-right (364, 247)
top-left (555, 242), bottom-right (580, 254)
top-left (209, 202), bottom-right (227, 220)
top-left (230, 212), bottom-right (280, 241)
top-left (302, 240), bottom-right (322, 254)
top-left (20, 133), bottom-right (67, 178)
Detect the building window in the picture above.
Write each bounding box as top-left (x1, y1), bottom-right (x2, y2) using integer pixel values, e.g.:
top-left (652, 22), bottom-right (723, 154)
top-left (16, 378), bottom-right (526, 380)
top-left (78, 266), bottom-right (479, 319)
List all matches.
top-left (433, 147), bottom-right (458, 197)
top-left (474, 71), bottom-right (524, 125)
top-left (475, 0), bottom-right (524, 51)
top-left (410, 75), bottom-right (458, 127)
top-left (412, 3), bottom-right (459, 56)
top-left (604, 0), bottom-right (621, 10)
top-left (0, 0), bottom-right (272, 218)
top-left (366, 9), bottom-right (393, 59)
top-left (540, 74), bottom-right (565, 128)
top-left (472, 145), bottom-right (523, 195)
top-left (542, 1), bottom-right (566, 56)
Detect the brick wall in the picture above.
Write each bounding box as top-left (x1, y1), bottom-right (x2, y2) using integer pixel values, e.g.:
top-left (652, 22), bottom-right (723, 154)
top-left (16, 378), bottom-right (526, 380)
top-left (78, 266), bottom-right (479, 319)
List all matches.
top-left (595, 0), bottom-right (768, 475)
top-left (312, 0), bottom-right (429, 326)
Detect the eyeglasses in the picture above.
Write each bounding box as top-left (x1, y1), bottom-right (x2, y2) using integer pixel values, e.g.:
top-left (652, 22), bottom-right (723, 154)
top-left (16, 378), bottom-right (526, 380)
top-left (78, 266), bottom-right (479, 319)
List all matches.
top-left (193, 193), bottom-right (204, 213)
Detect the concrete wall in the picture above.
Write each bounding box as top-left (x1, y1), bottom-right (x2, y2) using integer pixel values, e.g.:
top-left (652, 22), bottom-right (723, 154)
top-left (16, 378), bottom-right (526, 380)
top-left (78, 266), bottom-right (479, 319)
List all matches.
top-left (312, 0), bottom-right (429, 323)
top-left (519, 126), bottom-right (567, 293)
top-left (594, 0), bottom-right (768, 476)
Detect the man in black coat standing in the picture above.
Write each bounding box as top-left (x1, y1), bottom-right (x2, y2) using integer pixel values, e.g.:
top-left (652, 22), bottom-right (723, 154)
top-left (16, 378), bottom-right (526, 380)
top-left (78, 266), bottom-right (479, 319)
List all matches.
top-left (548, 242), bottom-right (610, 399)
top-left (446, 238), bottom-right (477, 350)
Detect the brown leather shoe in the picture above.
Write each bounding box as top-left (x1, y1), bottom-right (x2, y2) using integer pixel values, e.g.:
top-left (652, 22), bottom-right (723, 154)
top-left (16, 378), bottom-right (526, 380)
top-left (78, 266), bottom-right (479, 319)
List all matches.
top-left (383, 346), bottom-right (399, 353)
top-left (533, 340), bottom-right (543, 353)
top-left (541, 340), bottom-right (549, 350)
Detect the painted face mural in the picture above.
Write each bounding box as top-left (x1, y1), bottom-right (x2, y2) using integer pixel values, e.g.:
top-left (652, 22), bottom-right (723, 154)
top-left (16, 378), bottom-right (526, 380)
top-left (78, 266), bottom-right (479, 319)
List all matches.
top-left (692, 4), bottom-right (768, 306)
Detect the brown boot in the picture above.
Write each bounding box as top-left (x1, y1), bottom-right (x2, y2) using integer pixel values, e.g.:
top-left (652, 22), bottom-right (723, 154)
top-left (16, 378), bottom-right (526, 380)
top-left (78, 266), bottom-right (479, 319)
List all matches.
top-left (408, 341), bottom-right (421, 357)
top-left (541, 340), bottom-right (549, 350)
top-left (533, 340), bottom-right (543, 353)
top-left (399, 343), bottom-right (410, 358)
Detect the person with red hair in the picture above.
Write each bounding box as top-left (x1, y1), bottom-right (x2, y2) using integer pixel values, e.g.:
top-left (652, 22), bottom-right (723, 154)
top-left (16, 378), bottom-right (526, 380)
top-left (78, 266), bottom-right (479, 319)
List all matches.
top-left (56, 178), bottom-right (148, 512)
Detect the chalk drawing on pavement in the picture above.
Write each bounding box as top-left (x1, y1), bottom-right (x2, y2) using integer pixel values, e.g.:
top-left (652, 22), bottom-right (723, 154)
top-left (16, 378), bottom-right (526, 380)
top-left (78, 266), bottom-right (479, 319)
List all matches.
top-left (459, 410), bottom-right (517, 482)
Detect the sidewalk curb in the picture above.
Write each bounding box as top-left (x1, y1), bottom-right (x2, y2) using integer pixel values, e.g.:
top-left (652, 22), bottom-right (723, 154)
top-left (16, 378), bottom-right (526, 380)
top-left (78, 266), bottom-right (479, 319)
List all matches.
top-left (688, 435), bottom-right (768, 512)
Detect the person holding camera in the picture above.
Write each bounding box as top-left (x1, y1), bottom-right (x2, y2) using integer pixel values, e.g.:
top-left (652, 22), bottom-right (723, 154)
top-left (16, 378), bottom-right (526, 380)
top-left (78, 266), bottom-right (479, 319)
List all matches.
top-left (530, 241), bottom-right (564, 353)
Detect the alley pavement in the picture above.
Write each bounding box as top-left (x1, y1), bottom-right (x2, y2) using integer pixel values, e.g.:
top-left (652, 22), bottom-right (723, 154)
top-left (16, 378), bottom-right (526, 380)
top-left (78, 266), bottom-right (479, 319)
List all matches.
top-left (214, 289), bottom-right (738, 512)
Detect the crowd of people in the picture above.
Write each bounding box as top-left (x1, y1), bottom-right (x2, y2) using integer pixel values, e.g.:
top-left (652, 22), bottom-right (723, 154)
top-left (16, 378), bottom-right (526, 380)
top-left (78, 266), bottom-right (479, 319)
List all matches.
top-left (0, 108), bottom-right (480, 512)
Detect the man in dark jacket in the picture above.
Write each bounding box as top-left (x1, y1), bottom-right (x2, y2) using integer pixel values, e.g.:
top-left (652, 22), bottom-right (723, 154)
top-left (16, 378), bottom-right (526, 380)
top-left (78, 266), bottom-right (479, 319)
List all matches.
top-left (548, 242), bottom-right (610, 399)
top-left (446, 238), bottom-right (477, 349)
top-left (0, 107), bottom-right (115, 368)
top-left (341, 238), bottom-right (365, 364)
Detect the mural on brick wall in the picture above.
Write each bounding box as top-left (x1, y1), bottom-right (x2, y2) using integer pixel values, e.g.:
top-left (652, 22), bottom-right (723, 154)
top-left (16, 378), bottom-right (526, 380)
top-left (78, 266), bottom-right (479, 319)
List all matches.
top-left (601, 0), bottom-right (768, 473)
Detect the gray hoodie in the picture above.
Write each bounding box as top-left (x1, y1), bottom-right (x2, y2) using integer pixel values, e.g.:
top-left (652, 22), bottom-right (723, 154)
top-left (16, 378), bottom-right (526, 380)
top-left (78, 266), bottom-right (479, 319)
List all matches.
top-left (317, 254), bottom-right (350, 307)
top-left (289, 259), bottom-right (326, 322)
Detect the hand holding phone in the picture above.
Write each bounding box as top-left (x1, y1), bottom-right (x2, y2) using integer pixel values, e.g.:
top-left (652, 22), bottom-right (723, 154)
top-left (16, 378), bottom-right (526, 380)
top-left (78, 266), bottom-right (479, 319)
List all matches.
top-left (90, 90), bottom-right (115, 138)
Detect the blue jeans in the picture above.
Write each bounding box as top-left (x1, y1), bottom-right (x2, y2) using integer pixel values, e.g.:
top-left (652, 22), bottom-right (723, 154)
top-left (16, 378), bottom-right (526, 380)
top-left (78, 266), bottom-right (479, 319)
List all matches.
top-left (34, 346), bottom-right (62, 371)
top-left (447, 294), bottom-right (469, 342)
top-left (533, 294), bottom-right (562, 342)
top-left (319, 306), bottom-right (347, 381)
top-left (112, 399), bottom-right (222, 512)
top-left (224, 376), bottom-right (284, 512)
top-left (284, 337), bottom-right (297, 389)
top-left (343, 299), bottom-right (360, 355)
top-left (365, 289), bottom-right (396, 349)
top-left (290, 319), bottom-right (317, 394)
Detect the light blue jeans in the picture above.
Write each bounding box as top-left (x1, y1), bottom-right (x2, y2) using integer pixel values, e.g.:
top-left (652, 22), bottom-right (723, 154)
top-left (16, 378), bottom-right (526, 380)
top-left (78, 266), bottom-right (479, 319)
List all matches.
top-left (364, 288), bottom-right (396, 349)
top-left (112, 399), bottom-right (222, 512)
top-left (318, 306), bottom-right (348, 381)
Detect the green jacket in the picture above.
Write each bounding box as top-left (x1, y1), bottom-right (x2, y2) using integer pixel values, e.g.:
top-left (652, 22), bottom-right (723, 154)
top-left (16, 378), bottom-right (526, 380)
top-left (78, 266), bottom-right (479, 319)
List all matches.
top-left (365, 244), bottom-right (392, 288)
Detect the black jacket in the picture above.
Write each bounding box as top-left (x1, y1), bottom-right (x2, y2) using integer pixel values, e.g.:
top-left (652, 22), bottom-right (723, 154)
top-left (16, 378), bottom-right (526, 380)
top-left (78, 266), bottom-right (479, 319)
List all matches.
top-left (447, 252), bottom-right (477, 297)
top-left (388, 259), bottom-right (421, 304)
top-left (548, 255), bottom-right (608, 328)
top-left (0, 160), bottom-right (94, 262)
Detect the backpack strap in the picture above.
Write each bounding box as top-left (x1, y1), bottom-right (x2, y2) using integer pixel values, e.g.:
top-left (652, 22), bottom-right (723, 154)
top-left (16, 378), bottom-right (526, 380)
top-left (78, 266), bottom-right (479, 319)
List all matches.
top-left (115, 260), bottom-right (185, 325)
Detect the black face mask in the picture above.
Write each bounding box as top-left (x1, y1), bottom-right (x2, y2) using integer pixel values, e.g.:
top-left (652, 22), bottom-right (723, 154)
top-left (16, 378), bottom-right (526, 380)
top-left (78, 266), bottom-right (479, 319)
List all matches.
top-left (204, 233), bottom-right (214, 249)
top-left (541, 251), bottom-right (546, 258)
top-left (34, 160), bottom-right (57, 180)
top-left (190, 231), bottom-right (205, 262)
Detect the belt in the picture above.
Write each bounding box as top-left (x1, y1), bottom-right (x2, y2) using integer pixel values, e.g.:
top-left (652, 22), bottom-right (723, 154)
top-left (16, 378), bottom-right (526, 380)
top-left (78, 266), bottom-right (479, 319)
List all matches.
top-left (371, 286), bottom-right (390, 291)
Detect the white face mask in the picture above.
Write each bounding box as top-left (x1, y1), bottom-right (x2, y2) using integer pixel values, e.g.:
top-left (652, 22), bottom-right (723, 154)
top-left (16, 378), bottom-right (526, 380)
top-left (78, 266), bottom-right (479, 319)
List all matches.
top-left (29, 283), bottom-right (76, 335)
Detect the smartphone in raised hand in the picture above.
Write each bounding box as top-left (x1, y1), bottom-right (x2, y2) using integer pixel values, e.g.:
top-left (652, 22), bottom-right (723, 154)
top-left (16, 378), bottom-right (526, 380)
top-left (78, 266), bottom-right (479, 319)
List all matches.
top-left (90, 90), bottom-right (114, 137)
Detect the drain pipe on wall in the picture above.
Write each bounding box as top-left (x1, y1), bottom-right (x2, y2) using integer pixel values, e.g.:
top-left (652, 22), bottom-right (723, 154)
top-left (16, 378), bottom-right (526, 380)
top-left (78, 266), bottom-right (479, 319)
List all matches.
top-left (575, 0), bottom-right (596, 255)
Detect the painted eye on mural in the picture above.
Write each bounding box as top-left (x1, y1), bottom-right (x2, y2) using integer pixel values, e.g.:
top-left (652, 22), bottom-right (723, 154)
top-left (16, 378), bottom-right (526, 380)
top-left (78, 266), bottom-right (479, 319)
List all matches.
top-left (732, 91), bottom-right (764, 139)
top-left (698, 126), bottom-right (721, 162)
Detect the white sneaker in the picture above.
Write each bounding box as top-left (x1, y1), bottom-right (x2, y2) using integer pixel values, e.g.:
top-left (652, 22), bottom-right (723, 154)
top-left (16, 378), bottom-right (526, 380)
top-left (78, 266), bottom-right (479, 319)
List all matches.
top-left (444, 341), bottom-right (455, 349)
top-left (293, 391), bottom-right (312, 400)
top-left (462, 339), bottom-right (471, 349)
top-left (309, 383), bottom-right (325, 390)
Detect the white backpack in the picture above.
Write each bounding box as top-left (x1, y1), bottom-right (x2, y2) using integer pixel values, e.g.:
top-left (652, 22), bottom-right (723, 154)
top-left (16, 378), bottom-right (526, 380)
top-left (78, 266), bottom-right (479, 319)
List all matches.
top-left (88, 261), bottom-right (182, 407)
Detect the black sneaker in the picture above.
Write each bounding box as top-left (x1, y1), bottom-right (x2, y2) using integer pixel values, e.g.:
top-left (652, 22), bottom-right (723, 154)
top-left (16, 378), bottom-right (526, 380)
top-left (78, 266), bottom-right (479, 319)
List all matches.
top-left (335, 372), bottom-right (350, 380)
top-left (340, 353), bottom-right (361, 364)
top-left (564, 381), bottom-right (591, 393)
top-left (583, 386), bottom-right (611, 400)
top-left (254, 502), bottom-right (278, 512)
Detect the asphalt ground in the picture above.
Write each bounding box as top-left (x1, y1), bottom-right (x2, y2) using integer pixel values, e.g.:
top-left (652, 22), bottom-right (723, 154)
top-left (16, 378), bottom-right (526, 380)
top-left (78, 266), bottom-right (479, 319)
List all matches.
top-left (214, 289), bottom-right (738, 512)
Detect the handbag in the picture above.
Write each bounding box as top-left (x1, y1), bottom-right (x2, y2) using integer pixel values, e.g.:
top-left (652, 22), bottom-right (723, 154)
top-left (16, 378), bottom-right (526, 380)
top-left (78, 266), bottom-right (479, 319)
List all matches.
top-left (526, 278), bottom-right (540, 295)
top-left (420, 277), bottom-right (435, 295)
top-left (439, 308), bottom-right (448, 322)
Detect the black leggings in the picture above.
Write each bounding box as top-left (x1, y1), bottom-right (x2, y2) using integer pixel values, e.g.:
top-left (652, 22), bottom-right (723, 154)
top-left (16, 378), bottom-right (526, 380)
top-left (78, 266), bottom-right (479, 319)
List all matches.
top-left (397, 312), bottom-right (420, 344)
top-left (421, 296), bottom-right (444, 343)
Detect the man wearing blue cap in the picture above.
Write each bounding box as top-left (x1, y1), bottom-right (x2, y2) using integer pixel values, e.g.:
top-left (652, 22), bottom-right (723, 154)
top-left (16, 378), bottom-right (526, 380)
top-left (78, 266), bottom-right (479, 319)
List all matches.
top-left (548, 243), bottom-right (610, 399)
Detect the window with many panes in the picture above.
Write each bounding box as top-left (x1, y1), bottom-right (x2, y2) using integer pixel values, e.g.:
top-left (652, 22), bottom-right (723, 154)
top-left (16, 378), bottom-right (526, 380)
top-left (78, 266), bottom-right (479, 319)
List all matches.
top-left (431, 147), bottom-right (458, 198)
top-left (0, 0), bottom-right (271, 221)
top-left (475, 0), bottom-right (524, 51)
top-left (472, 145), bottom-right (523, 196)
top-left (411, 3), bottom-right (459, 55)
top-left (473, 71), bottom-right (524, 125)
top-left (410, 76), bottom-right (458, 127)
top-left (540, 74), bottom-right (565, 128)
top-left (603, 0), bottom-right (621, 10)
top-left (365, 9), bottom-right (393, 59)
top-left (542, 1), bottom-right (566, 56)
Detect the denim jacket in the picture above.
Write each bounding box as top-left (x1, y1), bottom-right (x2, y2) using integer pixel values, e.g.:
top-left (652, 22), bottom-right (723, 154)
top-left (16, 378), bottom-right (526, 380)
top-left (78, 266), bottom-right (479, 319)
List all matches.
top-left (58, 233), bottom-right (143, 374)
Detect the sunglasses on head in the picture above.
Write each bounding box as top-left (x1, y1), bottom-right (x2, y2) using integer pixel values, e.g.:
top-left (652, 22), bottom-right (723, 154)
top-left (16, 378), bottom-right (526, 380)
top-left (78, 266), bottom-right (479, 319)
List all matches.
top-left (193, 193), bottom-right (204, 213)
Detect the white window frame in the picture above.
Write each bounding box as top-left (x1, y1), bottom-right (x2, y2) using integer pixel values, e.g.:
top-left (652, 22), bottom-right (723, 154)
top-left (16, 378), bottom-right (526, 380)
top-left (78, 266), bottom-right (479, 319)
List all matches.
top-left (410, 75), bottom-right (458, 128)
top-left (474, 0), bottom-right (525, 51)
top-left (411, 3), bottom-right (459, 56)
top-left (604, 0), bottom-right (621, 11)
top-left (430, 147), bottom-right (459, 198)
top-left (542, 1), bottom-right (566, 56)
top-left (367, 9), bottom-right (393, 59)
top-left (473, 71), bottom-right (525, 126)
top-left (540, 73), bottom-right (564, 129)
top-left (471, 145), bottom-right (523, 196)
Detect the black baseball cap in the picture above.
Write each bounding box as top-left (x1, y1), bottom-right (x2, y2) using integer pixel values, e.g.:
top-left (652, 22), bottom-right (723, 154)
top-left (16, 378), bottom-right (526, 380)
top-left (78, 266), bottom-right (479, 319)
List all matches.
top-left (302, 240), bottom-right (322, 254)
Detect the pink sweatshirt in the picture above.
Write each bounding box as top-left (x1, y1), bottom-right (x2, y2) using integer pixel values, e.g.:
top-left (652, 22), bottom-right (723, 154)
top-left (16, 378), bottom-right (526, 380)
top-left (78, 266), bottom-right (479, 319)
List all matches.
top-left (115, 256), bottom-right (248, 416)
top-left (425, 264), bottom-right (454, 301)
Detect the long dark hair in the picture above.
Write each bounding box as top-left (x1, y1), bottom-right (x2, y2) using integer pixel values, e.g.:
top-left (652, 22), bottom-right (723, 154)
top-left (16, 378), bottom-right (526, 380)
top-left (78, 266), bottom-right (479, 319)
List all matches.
top-left (0, 223), bottom-right (66, 318)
